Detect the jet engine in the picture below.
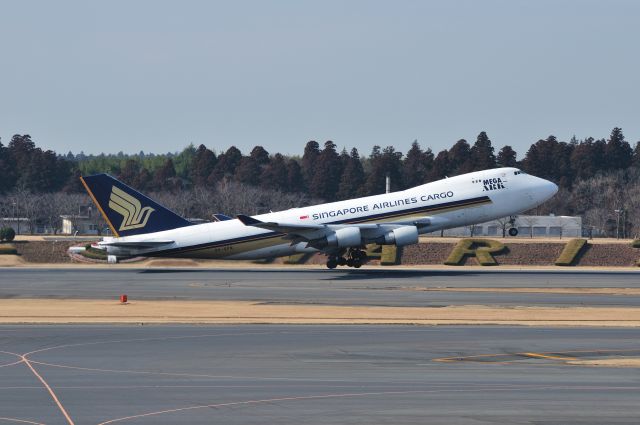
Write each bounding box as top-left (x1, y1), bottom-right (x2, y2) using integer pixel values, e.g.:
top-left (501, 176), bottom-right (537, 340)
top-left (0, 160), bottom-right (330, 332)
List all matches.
top-left (325, 227), bottom-right (362, 247)
top-left (376, 226), bottom-right (419, 246)
top-left (310, 227), bottom-right (362, 249)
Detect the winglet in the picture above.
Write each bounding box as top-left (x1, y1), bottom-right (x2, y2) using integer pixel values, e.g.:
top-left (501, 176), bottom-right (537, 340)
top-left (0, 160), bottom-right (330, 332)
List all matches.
top-left (236, 214), bottom-right (263, 226)
top-left (212, 213), bottom-right (233, 222)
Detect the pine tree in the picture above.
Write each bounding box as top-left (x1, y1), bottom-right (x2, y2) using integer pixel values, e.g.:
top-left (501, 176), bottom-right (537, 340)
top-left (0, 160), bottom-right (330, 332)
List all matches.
top-left (310, 141), bottom-right (342, 201)
top-left (364, 146), bottom-right (403, 195)
top-left (172, 144), bottom-right (196, 179)
top-left (260, 154), bottom-right (288, 191)
top-left (447, 139), bottom-right (473, 175)
top-left (605, 127), bottom-right (632, 170)
top-left (234, 157), bottom-right (261, 186)
top-left (521, 135), bottom-right (574, 188)
top-left (301, 140), bottom-right (320, 190)
top-left (402, 140), bottom-right (427, 188)
top-left (250, 146), bottom-right (270, 166)
top-left (208, 146), bottom-right (242, 184)
top-left (592, 138), bottom-right (607, 172)
top-left (429, 150), bottom-right (451, 180)
top-left (119, 160), bottom-right (141, 186)
top-left (337, 148), bottom-right (365, 200)
top-left (285, 159), bottom-right (305, 193)
top-left (496, 145), bottom-right (517, 167)
top-left (223, 146), bottom-right (243, 172)
top-left (469, 132), bottom-right (496, 170)
top-left (8, 134), bottom-right (36, 171)
top-left (153, 158), bottom-right (177, 190)
top-left (62, 169), bottom-right (84, 193)
top-left (137, 168), bottom-right (152, 191)
top-left (633, 142), bottom-right (640, 168)
top-left (191, 144), bottom-right (216, 186)
top-left (0, 138), bottom-right (16, 192)
top-left (570, 137), bottom-right (598, 181)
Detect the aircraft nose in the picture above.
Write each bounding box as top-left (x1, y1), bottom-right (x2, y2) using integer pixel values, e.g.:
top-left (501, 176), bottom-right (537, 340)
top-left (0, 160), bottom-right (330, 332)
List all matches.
top-left (540, 178), bottom-right (558, 200)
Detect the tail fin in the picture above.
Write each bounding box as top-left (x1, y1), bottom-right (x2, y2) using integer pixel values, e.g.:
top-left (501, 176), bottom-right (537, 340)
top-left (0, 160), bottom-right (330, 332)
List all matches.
top-left (80, 174), bottom-right (193, 237)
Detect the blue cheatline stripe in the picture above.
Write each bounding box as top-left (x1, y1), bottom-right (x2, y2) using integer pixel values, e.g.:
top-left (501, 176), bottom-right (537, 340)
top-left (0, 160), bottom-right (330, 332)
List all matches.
top-left (146, 195), bottom-right (492, 258)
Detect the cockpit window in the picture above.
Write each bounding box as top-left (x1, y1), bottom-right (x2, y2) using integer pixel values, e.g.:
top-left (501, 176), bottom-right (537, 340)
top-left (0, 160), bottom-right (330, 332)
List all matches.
top-left (514, 170), bottom-right (526, 175)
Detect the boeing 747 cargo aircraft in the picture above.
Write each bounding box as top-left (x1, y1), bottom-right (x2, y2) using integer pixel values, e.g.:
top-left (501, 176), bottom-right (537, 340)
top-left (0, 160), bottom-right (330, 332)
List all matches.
top-left (81, 167), bottom-right (558, 268)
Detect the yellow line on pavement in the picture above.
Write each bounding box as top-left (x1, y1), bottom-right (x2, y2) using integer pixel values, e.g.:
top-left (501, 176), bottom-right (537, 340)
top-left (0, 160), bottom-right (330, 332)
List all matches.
top-left (521, 352), bottom-right (576, 361)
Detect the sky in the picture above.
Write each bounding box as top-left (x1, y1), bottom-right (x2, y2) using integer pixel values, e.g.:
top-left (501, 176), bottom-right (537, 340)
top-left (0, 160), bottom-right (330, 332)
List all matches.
top-left (1, 0), bottom-right (639, 158)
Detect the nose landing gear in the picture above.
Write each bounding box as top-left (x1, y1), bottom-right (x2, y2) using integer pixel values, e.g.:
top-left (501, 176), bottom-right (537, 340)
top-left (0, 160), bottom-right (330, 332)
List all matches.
top-left (326, 248), bottom-right (367, 269)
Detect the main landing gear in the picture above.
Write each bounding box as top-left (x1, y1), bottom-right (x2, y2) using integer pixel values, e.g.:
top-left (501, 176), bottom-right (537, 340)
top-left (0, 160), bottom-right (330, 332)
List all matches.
top-left (326, 248), bottom-right (367, 269)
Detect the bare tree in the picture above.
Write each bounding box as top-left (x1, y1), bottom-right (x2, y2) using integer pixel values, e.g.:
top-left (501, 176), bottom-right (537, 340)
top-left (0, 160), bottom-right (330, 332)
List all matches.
top-left (494, 216), bottom-right (512, 238)
top-left (520, 215), bottom-right (538, 238)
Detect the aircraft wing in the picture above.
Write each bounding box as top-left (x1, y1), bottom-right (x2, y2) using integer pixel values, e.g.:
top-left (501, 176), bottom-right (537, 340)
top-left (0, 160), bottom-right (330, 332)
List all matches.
top-left (236, 214), bottom-right (326, 233)
top-left (237, 214), bottom-right (433, 233)
top-left (237, 214), bottom-right (433, 239)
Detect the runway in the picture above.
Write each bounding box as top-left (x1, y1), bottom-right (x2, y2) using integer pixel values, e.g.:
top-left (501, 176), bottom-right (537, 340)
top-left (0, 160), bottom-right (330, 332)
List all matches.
top-left (1, 268), bottom-right (640, 307)
top-left (1, 325), bottom-right (640, 424)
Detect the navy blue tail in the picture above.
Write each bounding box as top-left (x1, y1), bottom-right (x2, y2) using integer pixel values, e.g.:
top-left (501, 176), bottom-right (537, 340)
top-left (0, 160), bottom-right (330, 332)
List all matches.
top-left (80, 174), bottom-right (193, 237)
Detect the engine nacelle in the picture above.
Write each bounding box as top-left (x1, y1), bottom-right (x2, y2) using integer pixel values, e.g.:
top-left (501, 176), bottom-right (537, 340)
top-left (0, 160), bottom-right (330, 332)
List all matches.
top-left (323, 227), bottom-right (362, 248)
top-left (377, 226), bottom-right (419, 246)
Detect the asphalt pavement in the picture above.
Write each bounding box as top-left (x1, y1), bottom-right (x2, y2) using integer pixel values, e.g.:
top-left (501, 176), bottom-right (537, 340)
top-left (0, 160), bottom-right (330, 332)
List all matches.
top-left (1, 268), bottom-right (639, 307)
top-left (1, 325), bottom-right (640, 425)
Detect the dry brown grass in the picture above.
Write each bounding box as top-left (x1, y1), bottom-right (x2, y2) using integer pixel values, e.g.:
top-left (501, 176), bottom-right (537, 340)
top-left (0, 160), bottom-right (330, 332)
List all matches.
top-left (2, 299), bottom-right (640, 326)
top-left (567, 358), bottom-right (640, 367)
top-left (405, 287), bottom-right (640, 295)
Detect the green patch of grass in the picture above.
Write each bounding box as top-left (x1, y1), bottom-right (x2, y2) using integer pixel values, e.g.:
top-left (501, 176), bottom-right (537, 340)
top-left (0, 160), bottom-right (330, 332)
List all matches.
top-left (78, 246), bottom-right (108, 260)
top-left (284, 253), bottom-right (314, 264)
top-left (555, 239), bottom-right (587, 266)
top-left (0, 244), bottom-right (18, 255)
top-left (444, 239), bottom-right (505, 266)
top-left (380, 246), bottom-right (400, 265)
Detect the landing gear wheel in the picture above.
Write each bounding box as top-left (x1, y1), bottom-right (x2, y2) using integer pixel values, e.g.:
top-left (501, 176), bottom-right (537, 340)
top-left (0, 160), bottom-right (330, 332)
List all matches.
top-left (326, 258), bottom-right (338, 269)
top-left (508, 227), bottom-right (518, 237)
top-left (338, 257), bottom-right (347, 266)
top-left (352, 258), bottom-right (362, 268)
top-left (346, 258), bottom-right (354, 267)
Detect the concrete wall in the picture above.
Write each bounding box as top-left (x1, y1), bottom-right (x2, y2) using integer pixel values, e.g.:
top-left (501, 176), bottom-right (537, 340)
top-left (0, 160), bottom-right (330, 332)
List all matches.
top-left (429, 215), bottom-right (582, 238)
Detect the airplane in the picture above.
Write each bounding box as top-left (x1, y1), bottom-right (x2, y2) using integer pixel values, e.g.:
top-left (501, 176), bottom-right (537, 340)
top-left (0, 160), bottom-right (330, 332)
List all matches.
top-left (80, 167), bottom-right (558, 269)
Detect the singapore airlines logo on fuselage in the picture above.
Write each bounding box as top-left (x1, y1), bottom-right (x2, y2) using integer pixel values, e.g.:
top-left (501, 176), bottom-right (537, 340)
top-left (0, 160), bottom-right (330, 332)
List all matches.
top-left (108, 186), bottom-right (155, 231)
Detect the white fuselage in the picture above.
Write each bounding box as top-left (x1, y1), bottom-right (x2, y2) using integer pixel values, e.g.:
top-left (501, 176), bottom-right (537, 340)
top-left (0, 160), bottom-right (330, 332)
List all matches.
top-left (99, 167), bottom-right (558, 260)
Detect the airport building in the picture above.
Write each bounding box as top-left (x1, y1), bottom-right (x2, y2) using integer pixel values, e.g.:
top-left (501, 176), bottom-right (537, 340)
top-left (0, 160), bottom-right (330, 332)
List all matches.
top-left (428, 215), bottom-right (583, 238)
top-left (0, 217), bottom-right (32, 234)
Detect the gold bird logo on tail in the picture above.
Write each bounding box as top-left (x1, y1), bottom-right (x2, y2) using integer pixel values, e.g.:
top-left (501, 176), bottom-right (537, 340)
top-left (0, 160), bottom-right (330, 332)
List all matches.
top-left (108, 186), bottom-right (155, 231)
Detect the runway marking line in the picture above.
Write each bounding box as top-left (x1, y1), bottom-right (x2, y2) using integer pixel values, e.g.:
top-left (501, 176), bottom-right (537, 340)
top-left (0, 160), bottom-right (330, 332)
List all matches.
top-left (27, 359), bottom-right (361, 383)
top-left (522, 352), bottom-right (576, 361)
top-left (0, 417), bottom-right (46, 425)
top-left (95, 384), bottom-right (640, 424)
top-left (20, 355), bottom-right (75, 425)
top-left (0, 360), bottom-right (24, 369)
top-left (0, 350), bottom-right (74, 424)
top-left (95, 387), bottom-right (543, 424)
top-left (0, 351), bottom-right (24, 370)
top-left (434, 348), bottom-right (640, 364)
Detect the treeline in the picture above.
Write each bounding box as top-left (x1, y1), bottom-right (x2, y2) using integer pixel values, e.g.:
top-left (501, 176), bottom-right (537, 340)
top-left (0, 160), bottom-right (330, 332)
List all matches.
top-left (1, 128), bottom-right (639, 236)
top-left (2, 128), bottom-right (638, 199)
